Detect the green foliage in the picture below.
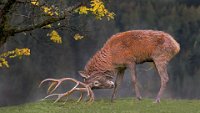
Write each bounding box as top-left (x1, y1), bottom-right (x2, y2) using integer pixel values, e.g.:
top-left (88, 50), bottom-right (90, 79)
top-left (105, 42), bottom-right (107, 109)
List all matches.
top-left (0, 99), bottom-right (200, 113)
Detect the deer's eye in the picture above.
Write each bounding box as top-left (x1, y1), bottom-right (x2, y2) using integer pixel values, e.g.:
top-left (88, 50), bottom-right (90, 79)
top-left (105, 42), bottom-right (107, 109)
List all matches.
top-left (93, 81), bottom-right (100, 86)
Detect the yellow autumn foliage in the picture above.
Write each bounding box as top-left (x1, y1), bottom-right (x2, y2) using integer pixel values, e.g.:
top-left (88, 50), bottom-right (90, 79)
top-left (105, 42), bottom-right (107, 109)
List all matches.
top-left (31, 0), bottom-right (114, 20)
top-left (49, 30), bottom-right (62, 44)
top-left (77, 0), bottom-right (115, 20)
top-left (31, 0), bottom-right (63, 43)
top-left (42, 6), bottom-right (59, 16)
top-left (30, 0), bottom-right (114, 44)
top-left (0, 0), bottom-right (114, 69)
top-left (31, 0), bottom-right (58, 16)
top-left (0, 48), bottom-right (30, 68)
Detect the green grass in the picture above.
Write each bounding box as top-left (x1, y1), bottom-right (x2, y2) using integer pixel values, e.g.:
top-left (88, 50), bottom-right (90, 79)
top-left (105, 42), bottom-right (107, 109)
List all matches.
top-left (0, 98), bottom-right (200, 113)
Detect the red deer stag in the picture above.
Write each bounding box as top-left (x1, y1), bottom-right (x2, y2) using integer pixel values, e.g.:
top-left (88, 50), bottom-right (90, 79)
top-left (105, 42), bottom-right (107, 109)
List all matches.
top-left (40, 30), bottom-right (180, 103)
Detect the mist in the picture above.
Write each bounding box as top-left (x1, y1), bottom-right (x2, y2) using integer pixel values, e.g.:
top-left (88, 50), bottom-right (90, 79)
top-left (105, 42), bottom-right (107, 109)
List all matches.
top-left (0, 0), bottom-right (200, 106)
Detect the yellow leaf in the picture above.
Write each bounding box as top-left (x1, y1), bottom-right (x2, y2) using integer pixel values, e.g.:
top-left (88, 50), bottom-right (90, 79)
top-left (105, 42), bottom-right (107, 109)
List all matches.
top-left (73, 34), bottom-right (84, 40)
top-left (49, 30), bottom-right (62, 44)
top-left (79, 6), bottom-right (90, 14)
top-left (43, 24), bottom-right (52, 28)
top-left (2, 60), bottom-right (9, 68)
top-left (31, 0), bottom-right (39, 6)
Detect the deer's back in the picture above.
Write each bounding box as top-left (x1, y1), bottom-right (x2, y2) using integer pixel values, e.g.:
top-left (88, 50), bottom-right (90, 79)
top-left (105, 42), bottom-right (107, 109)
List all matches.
top-left (106, 30), bottom-right (180, 65)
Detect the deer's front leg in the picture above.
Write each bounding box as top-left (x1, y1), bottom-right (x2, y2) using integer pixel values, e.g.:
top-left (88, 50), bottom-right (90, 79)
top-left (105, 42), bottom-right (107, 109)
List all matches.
top-left (111, 70), bottom-right (125, 102)
top-left (128, 63), bottom-right (142, 100)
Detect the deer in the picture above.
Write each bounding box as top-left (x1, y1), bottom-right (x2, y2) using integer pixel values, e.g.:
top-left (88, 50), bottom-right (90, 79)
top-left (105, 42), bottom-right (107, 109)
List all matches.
top-left (39, 30), bottom-right (180, 103)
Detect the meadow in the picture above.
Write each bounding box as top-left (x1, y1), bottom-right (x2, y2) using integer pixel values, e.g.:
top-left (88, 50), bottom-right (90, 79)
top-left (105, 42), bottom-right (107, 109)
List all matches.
top-left (0, 98), bottom-right (200, 113)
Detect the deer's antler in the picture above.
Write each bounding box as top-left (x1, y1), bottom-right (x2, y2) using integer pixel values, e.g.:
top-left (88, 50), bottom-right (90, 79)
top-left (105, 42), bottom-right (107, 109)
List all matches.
top-left (39, 78), bottom-right (94, 103)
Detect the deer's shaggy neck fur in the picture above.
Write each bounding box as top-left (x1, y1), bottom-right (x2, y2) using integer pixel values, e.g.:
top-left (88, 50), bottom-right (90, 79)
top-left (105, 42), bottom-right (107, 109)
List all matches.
top-left (84, 44), bottom-right (115, 77)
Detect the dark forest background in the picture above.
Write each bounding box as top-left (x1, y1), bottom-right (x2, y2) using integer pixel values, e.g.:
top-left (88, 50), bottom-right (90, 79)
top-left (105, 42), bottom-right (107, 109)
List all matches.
top-left (0, 0), bottom-right (200, 106)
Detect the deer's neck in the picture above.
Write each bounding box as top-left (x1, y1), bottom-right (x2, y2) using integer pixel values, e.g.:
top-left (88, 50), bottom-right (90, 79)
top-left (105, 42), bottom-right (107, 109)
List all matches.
top-left (84, 45), bottom-right (114, 76)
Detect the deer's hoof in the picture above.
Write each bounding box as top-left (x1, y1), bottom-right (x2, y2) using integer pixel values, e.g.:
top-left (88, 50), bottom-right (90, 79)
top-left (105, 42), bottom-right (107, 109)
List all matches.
top-left (153, 98), bottom-right (160, 103)
top-left (137, 96), bottom-right (142, 101)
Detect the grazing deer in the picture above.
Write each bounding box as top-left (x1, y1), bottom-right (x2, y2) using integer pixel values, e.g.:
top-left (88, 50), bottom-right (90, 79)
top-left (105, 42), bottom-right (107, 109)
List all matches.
top-left (40, 30), bottom-right (180, 103)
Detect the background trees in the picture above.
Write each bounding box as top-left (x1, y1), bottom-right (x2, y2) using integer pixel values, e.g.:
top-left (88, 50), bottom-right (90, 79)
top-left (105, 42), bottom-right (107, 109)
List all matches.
top-left (0, 0), bottom-right (200, 106)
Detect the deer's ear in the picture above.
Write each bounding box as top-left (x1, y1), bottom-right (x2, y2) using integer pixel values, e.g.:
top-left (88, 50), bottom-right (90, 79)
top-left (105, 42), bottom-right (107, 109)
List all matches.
top-left (79, 71), bottom-right (88, 78)
top-left (105, 75), bottom-right (113, 79)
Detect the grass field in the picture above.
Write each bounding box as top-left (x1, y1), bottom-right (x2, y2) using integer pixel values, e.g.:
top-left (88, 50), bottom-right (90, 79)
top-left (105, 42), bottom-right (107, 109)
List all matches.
top-left (0, 98), bottom-right (200, 113)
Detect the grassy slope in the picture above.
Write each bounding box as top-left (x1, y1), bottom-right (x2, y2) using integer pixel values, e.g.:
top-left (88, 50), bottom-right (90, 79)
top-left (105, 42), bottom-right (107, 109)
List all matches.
top-left (0, 98), bottom-right (200, 113)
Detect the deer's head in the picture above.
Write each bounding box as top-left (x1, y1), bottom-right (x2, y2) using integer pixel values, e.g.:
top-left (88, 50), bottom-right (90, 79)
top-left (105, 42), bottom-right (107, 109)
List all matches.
top-left (39, 71), bottom-right (115, 103)
top-left (79, 71), bottom-right (115, 89)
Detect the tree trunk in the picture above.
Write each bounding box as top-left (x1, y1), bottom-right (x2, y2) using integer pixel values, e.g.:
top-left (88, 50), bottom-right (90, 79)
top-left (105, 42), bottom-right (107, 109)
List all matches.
top-left (0, 29), bottom-right (7, 48)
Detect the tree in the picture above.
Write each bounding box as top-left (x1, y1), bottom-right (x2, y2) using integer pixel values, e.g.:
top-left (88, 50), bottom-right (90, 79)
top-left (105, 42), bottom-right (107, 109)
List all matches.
top-left (0, 0), bottom-right (114, 68)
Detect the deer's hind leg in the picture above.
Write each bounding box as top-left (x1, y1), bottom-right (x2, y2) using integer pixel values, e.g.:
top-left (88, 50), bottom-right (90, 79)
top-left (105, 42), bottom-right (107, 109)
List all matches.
top-left (153, 59), bottom-right (169, 103)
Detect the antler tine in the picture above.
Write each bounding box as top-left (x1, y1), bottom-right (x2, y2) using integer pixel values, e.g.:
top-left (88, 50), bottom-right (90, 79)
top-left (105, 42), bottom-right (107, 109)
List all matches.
top-left (78, 82), bottom-right (90, 96)
top-left (60, 78), bottom-right (94, 100)
top-left (87, 86), bottom-right (94, 103)
top-left (54, 82), bottom-right (80, 103)
top-left (42, 82), bottom-right (80, 103)
top-left (69, 80), bottom-right (95, 103)
top-left (39, 78), bottom-right (58, 87)
top-left (49, 78), bottom-right (80, 94)
top-left (40, 77), bottom-right (95, 103)
top-left (39, 78), bottom-right (63, 94)
top-left (76, 82), bottom-right (94, 103)
top-left (77, 92), bottom-right (83, 102)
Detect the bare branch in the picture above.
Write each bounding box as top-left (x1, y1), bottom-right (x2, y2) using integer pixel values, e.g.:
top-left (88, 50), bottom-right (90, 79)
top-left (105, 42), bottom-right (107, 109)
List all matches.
top-left (7, 3), bottom-right (82, 35)
top-left (0, 1), bottom-right (82, 47)
top-left (15, 0), bottom-right (31, 4)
